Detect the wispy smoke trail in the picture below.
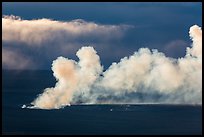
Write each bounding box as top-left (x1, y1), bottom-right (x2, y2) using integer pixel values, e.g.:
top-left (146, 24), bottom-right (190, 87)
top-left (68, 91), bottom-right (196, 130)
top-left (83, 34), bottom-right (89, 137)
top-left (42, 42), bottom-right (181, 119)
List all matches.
top-left (27, 25), bottom-right (202, 109)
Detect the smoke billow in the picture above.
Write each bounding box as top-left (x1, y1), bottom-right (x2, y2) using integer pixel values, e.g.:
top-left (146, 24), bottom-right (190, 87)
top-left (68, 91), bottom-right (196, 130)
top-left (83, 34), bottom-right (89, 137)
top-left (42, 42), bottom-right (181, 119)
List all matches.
top-left (30, 47), bottom-right (103, 109)
top-left (27, 25), bottom-right (202, 109)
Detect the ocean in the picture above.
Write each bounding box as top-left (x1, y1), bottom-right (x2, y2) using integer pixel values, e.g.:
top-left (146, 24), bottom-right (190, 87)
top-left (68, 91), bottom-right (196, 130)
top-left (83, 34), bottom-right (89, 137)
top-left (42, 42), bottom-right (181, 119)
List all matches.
top-left (2, 70), bottom-right (202, 135)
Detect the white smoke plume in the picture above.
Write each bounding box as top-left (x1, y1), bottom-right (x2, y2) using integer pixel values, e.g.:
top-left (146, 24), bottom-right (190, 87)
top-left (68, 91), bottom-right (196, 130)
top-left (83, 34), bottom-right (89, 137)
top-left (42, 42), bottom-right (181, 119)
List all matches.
top-left (28, 25), bottom-right (202, 109)
top-left (31, 47), bottom-right (103, 109)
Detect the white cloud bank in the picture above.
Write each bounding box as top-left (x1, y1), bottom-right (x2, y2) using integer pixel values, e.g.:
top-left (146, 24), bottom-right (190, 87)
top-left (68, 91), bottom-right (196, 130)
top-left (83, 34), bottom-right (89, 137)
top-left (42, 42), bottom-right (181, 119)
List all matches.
top-left (26, 25), bottom-right (202, 109)
top-left (2, 15), bottom-right (131, 46)
top-left (2, 15), bottom-right (132, 70)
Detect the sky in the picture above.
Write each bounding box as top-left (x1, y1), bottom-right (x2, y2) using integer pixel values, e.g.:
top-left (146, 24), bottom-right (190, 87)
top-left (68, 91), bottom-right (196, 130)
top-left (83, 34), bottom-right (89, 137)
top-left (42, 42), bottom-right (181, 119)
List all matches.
top-left (2, 2), bottom-right (202, 70)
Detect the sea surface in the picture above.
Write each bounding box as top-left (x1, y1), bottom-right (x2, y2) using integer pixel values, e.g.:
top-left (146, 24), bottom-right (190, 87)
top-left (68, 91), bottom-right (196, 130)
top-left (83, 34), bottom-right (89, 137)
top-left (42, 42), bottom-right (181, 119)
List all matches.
top-left (2, 70), bottom-right (202, 135)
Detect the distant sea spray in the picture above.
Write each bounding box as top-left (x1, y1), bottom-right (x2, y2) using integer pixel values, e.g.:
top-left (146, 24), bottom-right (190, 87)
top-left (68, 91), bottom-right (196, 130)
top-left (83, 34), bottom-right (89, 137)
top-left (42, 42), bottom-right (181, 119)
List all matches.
top-left (25, 25), bottom-right (202, 109)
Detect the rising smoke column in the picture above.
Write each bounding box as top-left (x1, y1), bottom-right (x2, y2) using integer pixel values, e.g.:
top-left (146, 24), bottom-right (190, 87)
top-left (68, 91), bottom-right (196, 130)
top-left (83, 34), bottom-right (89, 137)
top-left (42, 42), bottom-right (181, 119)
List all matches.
top-left (31, 47), bottom-right (103, 109)
top-left (28, 25), bottom-right (202, 109)
top-left (96, 25), bottom-right (202, 104)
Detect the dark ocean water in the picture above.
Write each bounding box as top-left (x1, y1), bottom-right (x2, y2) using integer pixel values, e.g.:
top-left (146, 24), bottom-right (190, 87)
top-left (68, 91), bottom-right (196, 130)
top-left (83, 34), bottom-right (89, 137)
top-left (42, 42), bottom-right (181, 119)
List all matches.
top-left (2, 70), bottom-right (202, 135)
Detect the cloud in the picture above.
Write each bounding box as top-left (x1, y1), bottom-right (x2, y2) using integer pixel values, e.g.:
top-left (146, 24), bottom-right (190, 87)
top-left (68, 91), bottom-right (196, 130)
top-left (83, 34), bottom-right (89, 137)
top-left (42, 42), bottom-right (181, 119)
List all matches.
top-left (2, 15), bottom-right (133, 70)
top-left (2, 15), bottom-right (132, 46)
top-left (26, 25), bottom-right (202, 109)
top-left (163, 40), bottom-right (189, 58)
top-left (2, 48), bottom-right (34, 69)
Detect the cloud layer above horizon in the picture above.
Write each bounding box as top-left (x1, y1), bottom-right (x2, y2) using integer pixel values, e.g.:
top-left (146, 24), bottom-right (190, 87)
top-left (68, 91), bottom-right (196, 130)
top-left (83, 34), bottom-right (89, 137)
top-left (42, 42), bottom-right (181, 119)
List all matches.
top-left (2, 2), bottom-right (202, 70)
top-left (3, 15), bottom-right (131, 45)
top-left (2, 15), bottom-right (132, 69)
